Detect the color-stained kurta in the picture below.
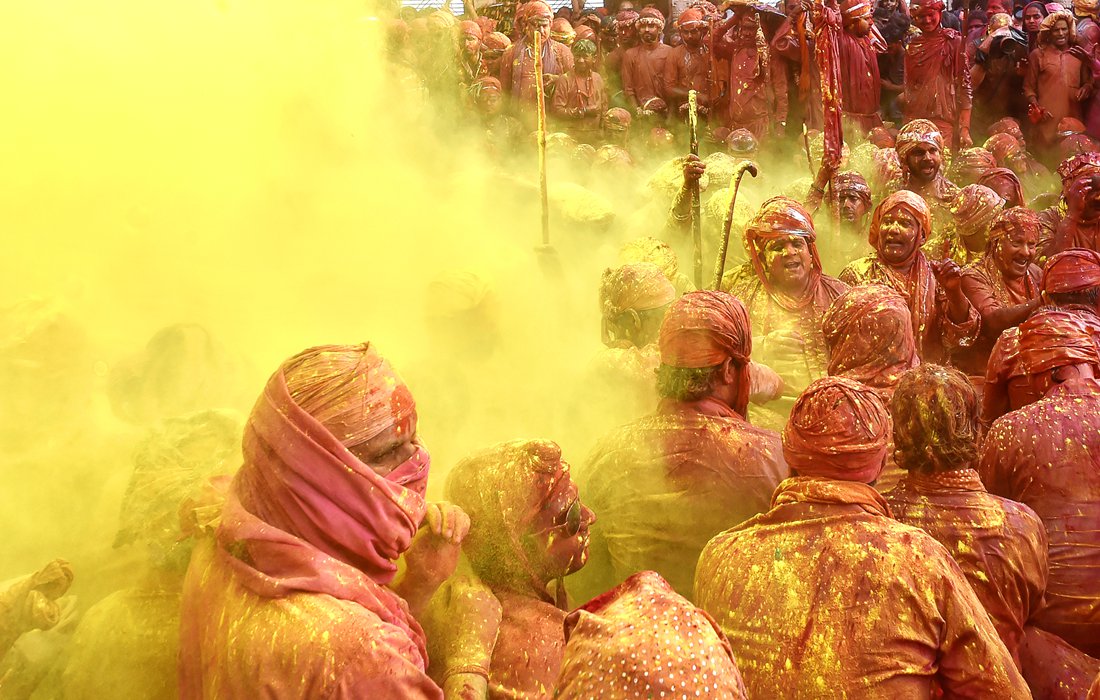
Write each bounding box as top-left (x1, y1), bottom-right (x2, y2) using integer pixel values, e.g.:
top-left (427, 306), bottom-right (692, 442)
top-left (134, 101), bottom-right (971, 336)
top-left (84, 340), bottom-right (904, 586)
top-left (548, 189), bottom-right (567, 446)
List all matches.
top-left (695, 476), bottom-right (1030, 698)
top-left (903, 28), bottom-right (972, 144)
top-left (569, 397), bottom-right (787, 603)
top-left (714, 35), bottom-right (785, 137)
top-left (957, 258), bottom-right (1041, 376)
top-left (662, 43), bottom-right (713, 113)
top-left (551, 71), bottom-right (608, 141)
top-left (1024, 45), bottom-right (1088, 146)
top-left (981, 377), bottom-right (1100, 658)
top-left (884, 468), bottom-right (1048, 664)
top-left (621, 43), bottom-right (673, 108)
top-left (500, 38), bottom-right (574, 102)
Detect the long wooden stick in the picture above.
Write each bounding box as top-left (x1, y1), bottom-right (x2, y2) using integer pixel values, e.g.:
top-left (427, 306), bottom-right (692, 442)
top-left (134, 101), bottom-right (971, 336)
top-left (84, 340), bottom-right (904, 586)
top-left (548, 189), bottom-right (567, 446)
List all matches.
top-left (534, 31), bottom-right (550, 247)
top-left (713, 160), bottom-right (759, 290)
top-left (688, 89), bottom-right (703, 289)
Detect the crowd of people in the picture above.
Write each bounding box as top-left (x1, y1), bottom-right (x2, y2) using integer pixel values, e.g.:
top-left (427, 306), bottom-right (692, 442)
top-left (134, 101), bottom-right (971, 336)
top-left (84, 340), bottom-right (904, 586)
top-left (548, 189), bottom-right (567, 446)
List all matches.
top-left (6, 0), bottom-right (1100, 696)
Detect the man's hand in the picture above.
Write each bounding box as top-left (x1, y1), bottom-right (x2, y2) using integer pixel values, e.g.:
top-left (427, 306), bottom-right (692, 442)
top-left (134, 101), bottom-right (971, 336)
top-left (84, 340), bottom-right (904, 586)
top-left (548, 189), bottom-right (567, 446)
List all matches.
top-left (682, 154), bottom-right (707, 184)
top-left (958, 127), bottom-right (973, 148)
top-left (930, 258), bottom-right (965, 296)
top-left (396, 502), bottom-right (471, 613)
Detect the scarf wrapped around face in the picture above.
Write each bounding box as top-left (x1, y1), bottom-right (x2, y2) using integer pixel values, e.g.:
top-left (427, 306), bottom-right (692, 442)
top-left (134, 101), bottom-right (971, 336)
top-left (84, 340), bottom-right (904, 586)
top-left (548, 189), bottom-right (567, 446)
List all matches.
top-left (782, 376), bottom-right (892, 484)
top-left (869, 191), bottom-right (937, 347)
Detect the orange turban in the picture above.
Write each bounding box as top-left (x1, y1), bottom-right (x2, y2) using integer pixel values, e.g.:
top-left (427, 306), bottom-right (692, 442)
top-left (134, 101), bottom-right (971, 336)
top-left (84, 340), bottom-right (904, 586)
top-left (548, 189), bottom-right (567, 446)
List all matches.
top-left (869, 190), bottom-right (932, 252)
top-left (677, 7), bottom-right (707, 26)
top-left (950, 184), bottom-right (1005, 235)
top-left (743, 196), bottom-right (822, 289)
top-left (1042, 248), bottom-right (1100, 293)
top-left (987, 206), bottom-right (1040, 248)
top-left (659, 291), bottom-right (751, 368)
top-left (822, 285), bottom-right (919, 395)
top-left (985, 132), bottom-right (1023, 165)
top-left (782, 376), bottom-right (892, 484)
top-left (1057, 152), bottom-right (1100, 183)
top-left (1018, 308), bottom-right (1100, 375)
top-left (459, 19), bottom-right (483, 39)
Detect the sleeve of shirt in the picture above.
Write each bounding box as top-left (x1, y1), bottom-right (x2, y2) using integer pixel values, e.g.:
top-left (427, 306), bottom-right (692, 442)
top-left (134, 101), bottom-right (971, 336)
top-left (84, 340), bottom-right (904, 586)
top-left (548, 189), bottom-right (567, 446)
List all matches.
top-left (770, 47), bottom-right (789, 124)
top-left (936, 285), bottom-right (981, 350)
top-left (1023, 48), bottom-right (1040, 104)
top-left (959, 269), bottom-right (1003, 338)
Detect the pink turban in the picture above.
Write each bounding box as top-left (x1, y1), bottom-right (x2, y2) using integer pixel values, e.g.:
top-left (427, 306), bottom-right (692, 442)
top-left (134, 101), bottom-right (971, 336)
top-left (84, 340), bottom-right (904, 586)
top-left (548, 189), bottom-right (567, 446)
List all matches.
top-left (659, 291), bottom-right (751, 368)
top-left (976, 167), bottom-right (1025, 208)
top-left (1018, 308), bottom-right (1100, 374)
top-left (782, 376), bottom-right (892, 484)
top-left (869, 190), bottom-right (933, 255)
top-left (1042, 248), bottom-right (1100, 293)
top-left (895, 119), bottom-right (944, 161)
top-left (1057, 152), bottom-right (1100, 183)
top-left (822, 285), bottom-right (919, 396)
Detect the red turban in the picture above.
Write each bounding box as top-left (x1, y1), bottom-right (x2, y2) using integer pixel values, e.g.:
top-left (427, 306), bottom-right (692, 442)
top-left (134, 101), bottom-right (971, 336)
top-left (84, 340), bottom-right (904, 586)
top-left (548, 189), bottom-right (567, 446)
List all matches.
top-left (1057, 152), bottom-right (1100, 183)
top-left (985, 133), bottom-right (1023, 165)
top-left (868, 126), bottom-right (895, 148)
top-left (841, 0), bottom-right (874, 20)
top-left (659, 291), bottom-right (752, 368)
top-left (989, 116), bottom-right (1025, 140)
top-left (600, 263), bottom-right (676, 319)
top-left (869, 190), bottom-right (932, 262)
top-left (822, 285), bottom-right (919, 395)
top-left (976, 167), bottom-right (1025, 208)
top-left (677, 7), bottom-right (707, 26)
top-left (638, 7), bottom-right (666, 23)
top-left (832, 171), bottom-right (871, 204)
top-left (1042, 248), bottom-right (1100, 293)
top-left (519, 0), bottom-right (554, 24)
top-left (988, 206), bottom-right (1040, 248)
top-left (912, 0), bottom-right (946, 10)
top-left (743, 196), bottom-right (823, 296)
top-left (483, 32), bottom-right (511, 50)
top-left (782, 376), bottom-right (892, 484)
top-left (1018, 308), bottom-right (1100, 375)
top-left (895, 119), bottom-right (944, 161)
top-left (556, 571), bottom-right (748, 699)
top-left (952, 147), bottom-right (997, 173)
top-left (616, 8), bottom-right (640, 24)
top-left (1057, 117), bottom-right (1087, 137)
top-left (1060, 133), bottom-right (1100, 159)
top-left (459, 19), bottom-right (483, 39)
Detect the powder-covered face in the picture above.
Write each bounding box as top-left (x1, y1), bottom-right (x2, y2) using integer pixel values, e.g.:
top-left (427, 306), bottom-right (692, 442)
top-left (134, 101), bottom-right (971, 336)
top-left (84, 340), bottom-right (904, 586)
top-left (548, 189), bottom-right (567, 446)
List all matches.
top-left (349, 409), bottom-right (420, 476)
top-left (838, 191), bottom-right (870, 222)
top-left (763, 234), bottom-right (813, 291)
top-left (877, 206), bottom-right (922, 265)
top-left (913, 7), bottom-right (941, 32)
top-left (905, 142), bottom-right (943, 183)
top-left (993, 228), bottom-right (1039, 280)
top-left (525, 465), bottom-right (595, 580)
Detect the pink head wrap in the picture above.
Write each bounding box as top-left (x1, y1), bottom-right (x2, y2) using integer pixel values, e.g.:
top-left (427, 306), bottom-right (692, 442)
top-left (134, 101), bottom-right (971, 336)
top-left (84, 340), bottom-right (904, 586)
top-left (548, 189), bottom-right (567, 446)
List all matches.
top-left (231, 344), bottom-right (428, 584)
top-left (556, 571), bottom-right (748, 699)
top-left (822, 285), bottom-right (919, 396)
top-left (985, 132), bottom-right (1023, 165)
top-left (782, 376), bottom-right (892, 484)
top-left (895, 119), bottom-right (944, 161)
top-left (459, 19), bottom-right (484, 39)
top-left (1057, 152), bottom-right (1100, 183)
top-left (976, 167), bottom-right (1025, 208)
top-left (600, 263), bottom-right (677, 319)
top-left (1042, 248), bottom-right (1100, 293)
top-left (659, 291), bottom-right (752, 368)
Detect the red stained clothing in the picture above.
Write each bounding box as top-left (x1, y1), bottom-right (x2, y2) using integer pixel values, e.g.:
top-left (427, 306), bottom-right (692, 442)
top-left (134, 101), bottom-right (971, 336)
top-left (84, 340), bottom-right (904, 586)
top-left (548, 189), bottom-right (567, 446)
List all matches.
top-left (551, 71), bottom-right (608, 140)
top-left (621, 43), bottom-right (673, 108)
top-left (556, 571), bottom-right (748, 699)
top-left (695, 477), bottom-right (1030, 698)
top-left (903, 28), bottom-right (973, 138)
top-left (662, 43), bottom-right (713, 112)
top-left (1024, 45), bottom-right (1088, 147)
top-left (839, 254), bottom-right (981, 364)
top-left (500, 38), bottom-right (574, 102)
top-left (485, 590), bottom-right (565, 699)
top-left (714, 35), bottom-right (786, 137)
top-left (771, 17), bottom-right (822, 130)
top-left (884, 469), bottom-right (1049, 664)
top-left (569, 397), bottom-right (787, 602)
top-left (957, 258), bottom-right (1042, 376)
top-left (981, 377), bottom-right (1100, 657)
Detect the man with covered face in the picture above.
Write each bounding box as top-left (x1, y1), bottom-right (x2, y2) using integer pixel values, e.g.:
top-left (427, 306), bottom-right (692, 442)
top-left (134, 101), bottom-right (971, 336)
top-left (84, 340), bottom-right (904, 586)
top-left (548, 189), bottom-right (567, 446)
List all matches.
top-left (570, 291), bottom-right (788, 603)
top-left (621, 7), bottom-right (673, 117)
top-left (888, 119), bottom-right (960, 232)
top-left (903, 0), bottom-right (973, 147)
top-left (500, 1), bottom-right (574, 105)
top-left (841, 190), bottom-right (981, 363)
top-left (663, 8), bottom-right (713, 118)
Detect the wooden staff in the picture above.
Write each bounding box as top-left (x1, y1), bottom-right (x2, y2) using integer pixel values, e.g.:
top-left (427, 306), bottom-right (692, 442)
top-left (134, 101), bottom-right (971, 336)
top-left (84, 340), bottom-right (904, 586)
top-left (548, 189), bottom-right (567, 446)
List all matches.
top-left (713, 160), bottom-right (759, 290)
top-left (802, 123), bottom-right (815, 178)
top-left (955, 0), bottom-right (971, 152)
top-left (688, 89), bottom-right (703, 289)
top-left (534, 29), bottom-right (550, 247)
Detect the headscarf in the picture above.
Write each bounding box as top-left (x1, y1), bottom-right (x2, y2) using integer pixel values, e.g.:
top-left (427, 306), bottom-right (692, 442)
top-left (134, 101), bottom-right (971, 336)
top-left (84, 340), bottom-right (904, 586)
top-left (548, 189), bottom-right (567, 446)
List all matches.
top-left (519, 0), bottom-right (554, 26)
top-left (1042, 248), bottom-right (1100, 293)
top-left (638, 7), bottom-right (666, 24)
top-left (895, 119), bottom-right (944, 161)
top-left (444, 439), bottom-right (577, 603)
top-left (985, 132), bottom-right (1024, 166)
top-left (743, 197), bottom-right (823, 309)
top-left (459, 19), bottom-right (484, 40)
top-left (782, 376), bottom-right (892, 484)
top-left (1057, 152), bottom-right (1100, 183)
top-left (619, 236), bottom-right (680, 280)
top-left (600, 263), bottom-right (676, 320)
top-left (677, 7), bottom-right (707, 27)
top-left (1060, 133), bottom-right (1100, 159)
top-left (950, 184), bottom-right (1006, 236)
top-left (832, 171), bottom-right (872, 206)
top-left (1057, 117), bottom-right (1087, 137)
top-left (602, 107), bottom-right (632, 132)
top-left (555, 571), bottom-right (748, 700)
top-left (988, 205), bottom-right (1041, 249)
top-left (658, 291), bottom-right (752, 368)
top-left (1039, 10), bottom-right (1076, 41)
top-left (841, 0), bottom-right (874, 20)
top-left (1072, 0), bottom-right (1098, 18)
top-left (575, 25), bottom-right (597, 41)
top-left (949, 147), bottom-right (997, 181)
top-left (869, 189), bottom-right (933, 260)
top-left (483, 32), bottom-right (512, 51)
top-left (1018, 308), bottom-right (1100, 374)
top-left (868, 127), bottom-right (895, 148)
top-left (231, 344), bottom-right (429, 584)
top-left (552, 17), bottom-right (577, 44)
top-left (987, 12), bottom-right (1012, 33)
top-left (572, 38), bottom-right (597, 56)
top-left (989, 117), bottom-right (1026, 142)
top-left (976, 167), bottom-right (1025, 207)
top-left (615, 8), bottom-right (640, 28)
top-left (822, 285), bottom-right (919, 397)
